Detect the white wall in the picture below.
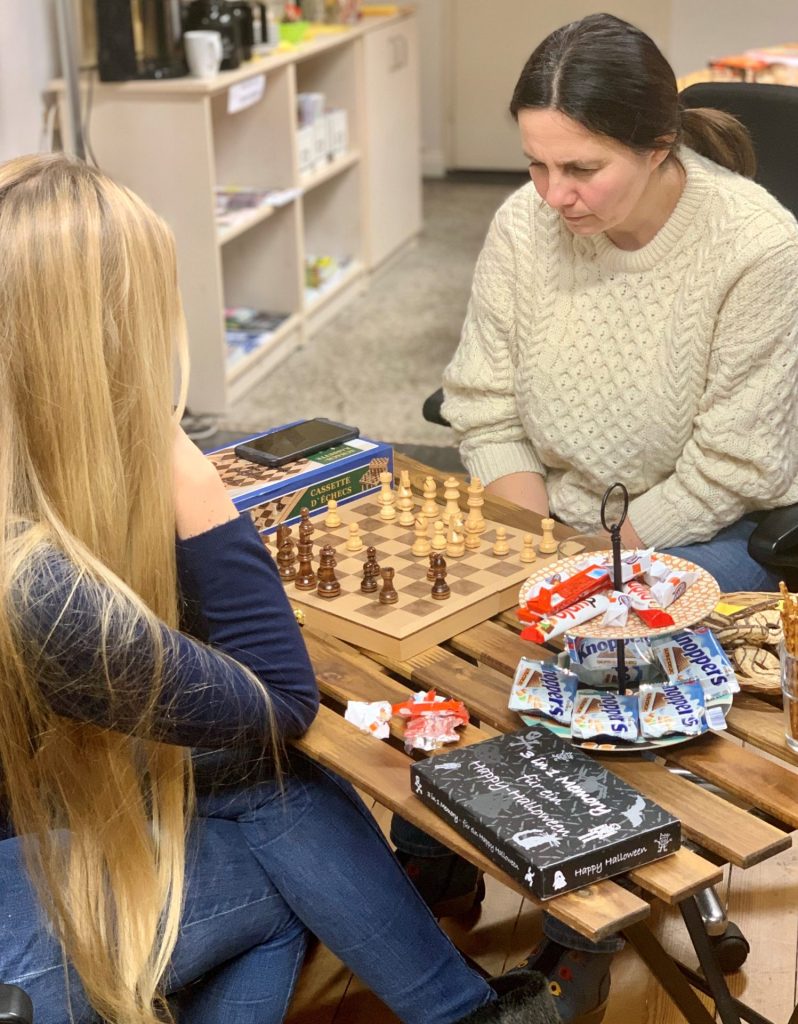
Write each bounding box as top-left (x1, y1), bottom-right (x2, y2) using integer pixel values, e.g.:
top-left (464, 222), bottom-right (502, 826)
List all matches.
top-left (0, 1), bottom-right (60, 162)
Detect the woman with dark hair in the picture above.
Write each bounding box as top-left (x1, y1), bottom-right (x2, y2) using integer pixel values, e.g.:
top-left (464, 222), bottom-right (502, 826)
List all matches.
top-left (441, 13), bottom-right (798, 593)
top-left (396, 14), bottom-right (798, 1024)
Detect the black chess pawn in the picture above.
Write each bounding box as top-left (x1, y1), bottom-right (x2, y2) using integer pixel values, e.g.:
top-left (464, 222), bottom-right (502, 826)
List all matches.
top-left (276, 525), bottom-right (297, 582)
top-left (430, 553), bottom-right (450, 600)
top-left (360, 546), bottom-right (380, 594)
top-left (379, 566), bottom-right (398, 605)
top-left (316, 545), bottom-right (341, 599)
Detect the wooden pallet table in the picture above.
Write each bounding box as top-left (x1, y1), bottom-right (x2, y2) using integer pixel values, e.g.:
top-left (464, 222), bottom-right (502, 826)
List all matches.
top-left (290, 454), bottom-right (796, 1024)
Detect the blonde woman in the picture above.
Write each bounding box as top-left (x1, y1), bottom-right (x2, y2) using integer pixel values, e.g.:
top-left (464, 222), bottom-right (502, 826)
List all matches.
top-left (0, 155), bottom-right (557, 1024)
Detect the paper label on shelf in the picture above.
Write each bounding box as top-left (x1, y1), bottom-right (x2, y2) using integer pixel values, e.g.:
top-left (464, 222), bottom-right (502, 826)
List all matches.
top-left (228, 75), bottom-right (267, 114)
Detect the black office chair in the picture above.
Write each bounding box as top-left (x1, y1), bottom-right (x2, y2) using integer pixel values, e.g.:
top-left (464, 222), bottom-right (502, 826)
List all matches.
top-left (424, 82), bottom-right (798, 573)
top-left (0, 985), bottom-right (33, 1023)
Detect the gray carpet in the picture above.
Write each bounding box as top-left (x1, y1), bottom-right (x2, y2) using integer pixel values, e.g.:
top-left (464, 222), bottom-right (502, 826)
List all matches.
top-left (220, 176), bottom-right (523, 452)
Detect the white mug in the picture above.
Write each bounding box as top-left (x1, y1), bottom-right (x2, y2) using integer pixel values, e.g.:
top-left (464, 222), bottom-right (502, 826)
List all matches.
top-left (184, 31), bottom-right (224, 79)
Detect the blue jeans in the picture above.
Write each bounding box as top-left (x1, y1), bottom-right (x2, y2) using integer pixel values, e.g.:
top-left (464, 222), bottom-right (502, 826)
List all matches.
top-left (661, 515), bottom-right (779, 593)
top-left (0, 753), bottom-right (493, 1024)
top-left (390, 817), bottom-right (624, 954)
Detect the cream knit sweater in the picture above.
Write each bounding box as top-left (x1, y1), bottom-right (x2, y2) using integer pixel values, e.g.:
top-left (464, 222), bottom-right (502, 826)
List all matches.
top-left (442, 148), bottom-right (798, 548)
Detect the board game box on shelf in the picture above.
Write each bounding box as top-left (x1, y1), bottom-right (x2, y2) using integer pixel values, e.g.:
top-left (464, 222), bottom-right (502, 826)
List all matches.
top-left (208, 430), bottom-right (393, 536)
top-left (411, 727), bottom-right (681, 900)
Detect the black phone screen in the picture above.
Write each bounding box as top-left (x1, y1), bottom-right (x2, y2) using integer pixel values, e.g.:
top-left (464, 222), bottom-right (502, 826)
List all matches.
top-left (237, 419), bottom-right (358, 463)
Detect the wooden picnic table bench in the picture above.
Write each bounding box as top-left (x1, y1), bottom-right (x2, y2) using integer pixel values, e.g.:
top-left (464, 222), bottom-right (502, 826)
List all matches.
top-left (292, 454), bottom-right (796, 1024)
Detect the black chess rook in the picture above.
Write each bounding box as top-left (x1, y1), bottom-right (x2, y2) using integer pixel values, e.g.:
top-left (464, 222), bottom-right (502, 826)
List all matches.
top-left (379, 566), bottom-right (399, 605)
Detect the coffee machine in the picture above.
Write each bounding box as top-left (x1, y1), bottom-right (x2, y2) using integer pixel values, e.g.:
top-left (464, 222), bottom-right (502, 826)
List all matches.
top-left (95, 0), bottom-right (188, 81)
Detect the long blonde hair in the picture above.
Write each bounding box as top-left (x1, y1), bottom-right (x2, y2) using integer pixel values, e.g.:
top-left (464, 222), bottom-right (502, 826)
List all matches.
top-left (0, 154), bottom-right (192, 1023)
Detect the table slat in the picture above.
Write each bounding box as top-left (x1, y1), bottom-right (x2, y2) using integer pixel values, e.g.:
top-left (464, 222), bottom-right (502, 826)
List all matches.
top-left (725, 694), bottom-right (798, 768)
top-left (627, 848), bottom-right (723, 904)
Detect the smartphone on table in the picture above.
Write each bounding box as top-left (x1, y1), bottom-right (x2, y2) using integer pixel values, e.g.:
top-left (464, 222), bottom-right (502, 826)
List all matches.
top-left (234, 418), bottom-right (360, 468)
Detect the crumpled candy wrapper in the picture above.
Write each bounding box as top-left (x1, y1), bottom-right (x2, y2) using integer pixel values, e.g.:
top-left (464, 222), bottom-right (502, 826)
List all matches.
top-left (601, 590), bottom-right (631, 627)
top-left (344, 700), bottom-right (393, 739)
top-left (392, 689), bottom-right (469, 752)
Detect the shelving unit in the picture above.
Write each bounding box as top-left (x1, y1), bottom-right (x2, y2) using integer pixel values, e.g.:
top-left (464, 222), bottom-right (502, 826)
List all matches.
top-left (53, 11), bottom-right (420, 414)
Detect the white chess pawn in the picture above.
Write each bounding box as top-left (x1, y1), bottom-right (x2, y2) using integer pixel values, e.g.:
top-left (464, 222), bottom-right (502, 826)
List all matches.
top-left (397, 483), bottom-right (415, 527)
top-left (539, 517), bottom-right (558, 554)
top-left (421, 476), bottom-right (439, 521)
top-left (325, 499), bottom-right (342, 528)
top-left (379, 485), bottom-right (397, 522)
top-left (345, 522), bottom-right (364, 552)
top-left (464, 517), bottom-right (481, 551)
top-left (431, 520), bottom-right (447, 552)
top-left (492, 526), bottom-right (510, 557)
top-left (520, 533), bottom-right (537, 563)
top-left (446, 515), bottom-right (465, 558)
top-left (411, 516), bottom-right (431, 556)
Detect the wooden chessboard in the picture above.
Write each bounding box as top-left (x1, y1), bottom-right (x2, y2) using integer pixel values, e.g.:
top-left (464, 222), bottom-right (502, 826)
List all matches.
top-left (274, 495), bottom-right (554, 659)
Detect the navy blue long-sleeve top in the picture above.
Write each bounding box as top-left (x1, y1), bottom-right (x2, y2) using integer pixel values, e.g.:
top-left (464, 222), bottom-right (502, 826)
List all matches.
top-left (14, 515), bottom-right (320, 763)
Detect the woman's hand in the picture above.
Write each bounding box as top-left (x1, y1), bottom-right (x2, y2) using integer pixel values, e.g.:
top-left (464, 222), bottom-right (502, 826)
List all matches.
top-left (173, 425), bottom-right (239, 539)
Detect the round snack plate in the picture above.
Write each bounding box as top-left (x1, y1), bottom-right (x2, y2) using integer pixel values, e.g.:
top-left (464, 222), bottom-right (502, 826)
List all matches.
top-left (520, 691), bottom-right (733, 754)
top-left (518, 550), bottom-right (721, 640)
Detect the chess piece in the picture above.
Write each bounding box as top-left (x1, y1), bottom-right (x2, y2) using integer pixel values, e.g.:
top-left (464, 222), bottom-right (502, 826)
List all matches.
top-left (411, 516), bottom-right (431, 557)
top-left (421, 476), bottom-right (439, 521)
top-left (397, 483), bottom-right (415, 527)
top-left (446, 515), bottom-right (465, 558)
top-left (299, 507), bottom-right (314, 540)
top-left (466, 477), bottom-right (486, 535)
top-left (316, 545), bottom-right (341, 599)
top-left (345, 521), bottom-right (364, 552)
top-left (399, 468), bottom-right (412, 490)
top-left (294, 534), bottom-right (317, 590)
top-left (539, 517), bottom-right (558, 554)
top-left (464, 517), bottom-right (481, 552)
top-left (379, 473), bottom-right (397, 522)
top-left (431, 520), bottom-right (447, 552)
top-left (361, 547), bottom-right (380, 594)
top-left (379, 566), bottom-right (398, 605)
top-left (430, 553), bottom-right (450, 600)
top-left (443, 476), bottom-right (461, 521)
top-left (377, 470), bottom-right (394, 506)
top-left (276, 525), bottom-right (297, 581)
top-left (520, 533), bottom-right (537, 564)
top-left (492, 526), bottom-right (510, 557)
top-left (325, 499), bottom-right (342, 528)
top-left (427, 551), bottom-right (437, 582)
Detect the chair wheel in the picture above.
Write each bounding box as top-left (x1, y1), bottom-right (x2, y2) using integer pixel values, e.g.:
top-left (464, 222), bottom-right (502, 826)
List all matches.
top-left (710, 923), bottom-right (750, 973)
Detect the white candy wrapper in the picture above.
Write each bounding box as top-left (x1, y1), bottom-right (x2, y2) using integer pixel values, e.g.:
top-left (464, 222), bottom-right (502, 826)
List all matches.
top-left (520, 593), bottom-right (610, 644)
top-left (345, 700), bottom-right (393, 739)
top-left (597, 549), bottom-right (653, 584)
top-left (649, 569), bottom-right (699, 609)
top-left (601, 590), bottom-right (630, 627)
top-left (644, 558), bottom-right (672, 586)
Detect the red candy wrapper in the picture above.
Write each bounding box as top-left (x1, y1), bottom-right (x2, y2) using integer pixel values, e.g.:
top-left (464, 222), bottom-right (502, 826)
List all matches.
top-left (624, 579), bottom-right (675, 629)
top-left (526, 564), bottom-right (610, 615)
top-left (392, 690), bottom-right (469, 752)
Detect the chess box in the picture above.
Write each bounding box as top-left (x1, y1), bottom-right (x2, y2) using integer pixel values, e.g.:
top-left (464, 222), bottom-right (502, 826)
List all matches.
top-left (411, 727), bottom-right (681, 900)
top-left (208, 430), bottom-right (393, 536)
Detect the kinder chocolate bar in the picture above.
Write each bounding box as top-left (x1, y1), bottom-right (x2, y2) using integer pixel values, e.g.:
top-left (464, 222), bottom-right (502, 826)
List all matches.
top-left (651, 627), bottom-right (739, 699)
top-left (624, 579), bottom-right (675, 629)
top-left (520, 593), bottom-right (610, 644)
top-left (525, 564), bottom-right (610, 615)
top-left (508, 659), bottom-right (579, 724)
top-left (570, 690), bottom-right (640, 743)
top-left (649, 568), bottom-right (699, 609)
top-left (601, 590), bottom-right (630, 627)
top-left (597, 548), bottom-right (654, 584)
top-left (639, 681), bottom-right (706, 738)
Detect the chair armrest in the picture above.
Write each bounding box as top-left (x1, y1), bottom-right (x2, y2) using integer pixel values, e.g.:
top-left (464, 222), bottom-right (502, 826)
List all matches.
top-left (422, 388), bottom-right (451, 428)
top-left (0, 985), bottom-right (33, 1024)
top-left (747, 503), bottom-right (798, 566)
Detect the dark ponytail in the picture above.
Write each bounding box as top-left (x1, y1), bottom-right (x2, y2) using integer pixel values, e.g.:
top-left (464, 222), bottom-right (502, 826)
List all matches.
top-left (679, 107), bottom-right (756, 177)
top-left (510, 13), bottom-right (755, 177)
